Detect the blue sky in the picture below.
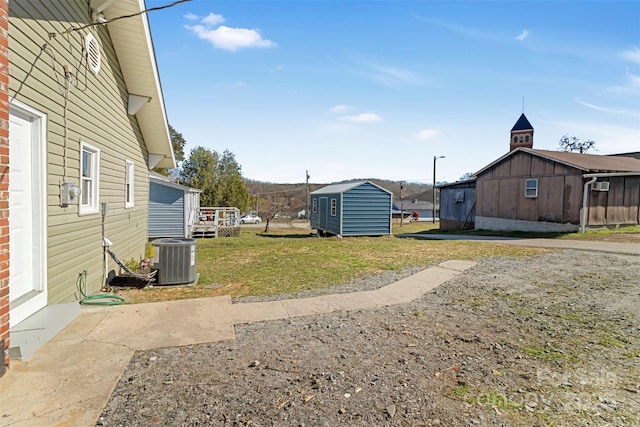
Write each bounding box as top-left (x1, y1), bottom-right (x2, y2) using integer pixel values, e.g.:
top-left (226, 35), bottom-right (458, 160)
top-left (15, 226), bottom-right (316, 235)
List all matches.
top-left (147, 0), bottom-right (640, 184)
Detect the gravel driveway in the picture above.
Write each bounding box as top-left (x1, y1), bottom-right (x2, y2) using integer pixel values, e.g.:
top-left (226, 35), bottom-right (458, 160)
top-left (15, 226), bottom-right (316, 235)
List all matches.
top-left (99, 250), bottom-right (640, 426)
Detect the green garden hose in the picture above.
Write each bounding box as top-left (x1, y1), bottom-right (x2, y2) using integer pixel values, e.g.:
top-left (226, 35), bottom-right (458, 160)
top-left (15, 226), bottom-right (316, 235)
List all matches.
top-left (77, 270), bottom-right (125, 306)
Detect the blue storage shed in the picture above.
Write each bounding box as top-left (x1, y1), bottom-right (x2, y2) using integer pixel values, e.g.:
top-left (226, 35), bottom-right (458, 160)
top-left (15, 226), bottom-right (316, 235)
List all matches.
top-left (310, 181), bottom-right (392, 236)
top-left (149, 173), bottom-right (202, 238)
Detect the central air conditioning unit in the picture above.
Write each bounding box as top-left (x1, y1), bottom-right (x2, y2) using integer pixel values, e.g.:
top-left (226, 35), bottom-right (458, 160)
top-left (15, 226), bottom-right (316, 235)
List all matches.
top-left (592, 181), bottom-right (610, 192)
top-left (151, 238), bottom-right (198, 285)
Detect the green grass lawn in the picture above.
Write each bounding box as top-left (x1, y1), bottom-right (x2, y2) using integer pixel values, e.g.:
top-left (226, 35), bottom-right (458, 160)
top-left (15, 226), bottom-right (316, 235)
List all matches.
top-left (117, 222), bottom-right (638, 304)
top-left (118, 225), bottom-right (546, 304)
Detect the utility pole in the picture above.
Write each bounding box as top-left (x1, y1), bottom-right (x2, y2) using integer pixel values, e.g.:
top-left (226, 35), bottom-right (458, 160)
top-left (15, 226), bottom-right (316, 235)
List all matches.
top-left (399, 181), bottom-right (404, 227)
top-left (306, 170), bottom-right (310, 220)
top-left (433, 156), bottom-right (445, 223)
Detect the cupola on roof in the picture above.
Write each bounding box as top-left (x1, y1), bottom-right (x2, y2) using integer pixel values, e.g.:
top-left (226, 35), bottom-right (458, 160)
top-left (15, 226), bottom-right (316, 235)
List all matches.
top-left (511, 113), bottom-right (533, 131)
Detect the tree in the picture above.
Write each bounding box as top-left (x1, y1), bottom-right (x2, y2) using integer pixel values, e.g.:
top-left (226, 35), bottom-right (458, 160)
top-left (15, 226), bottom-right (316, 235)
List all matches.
top-left (169, 124), bottom-right (186, 163)
top-left (558, 135), bottom-right (596, 154)
top-left (180, 147), bottom-right (250, 211)
top-left (180, 146), bottom-right (218, 206)
top-left (214, 150), bottom-right (250, 212)
top-left (153, 124), bottom-right (187, 177)
top-left (459, 172), bottom-right (474, 181)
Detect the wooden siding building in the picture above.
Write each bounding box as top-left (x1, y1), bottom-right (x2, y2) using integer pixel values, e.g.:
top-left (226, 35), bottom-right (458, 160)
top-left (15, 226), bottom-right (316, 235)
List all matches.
top-left (149, 174), bottom-right (201, 239)
top-left (7, 1), bottom-right (175, 361)
top-left (475, 148), bottom-right (640, 232)
top-left (310, 181), bottom-right (392, 236)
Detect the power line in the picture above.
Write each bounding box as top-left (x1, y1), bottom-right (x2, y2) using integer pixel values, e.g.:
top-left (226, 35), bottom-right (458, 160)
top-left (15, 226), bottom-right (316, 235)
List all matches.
top-left (49, 0), bottom-right (192, 37)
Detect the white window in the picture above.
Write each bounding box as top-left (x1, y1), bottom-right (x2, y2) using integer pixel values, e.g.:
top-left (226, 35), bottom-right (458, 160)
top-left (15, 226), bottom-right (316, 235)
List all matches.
top-left (80, 142), bottom-right (100, 214)
top-left (125, 160), bottom-right (134, 208)
top-left (525, 178), bottom-right (538, 198)
top-left (331, 199), bottom-right (337, 216)
top-left (312, 198), bottom-right (317, 213)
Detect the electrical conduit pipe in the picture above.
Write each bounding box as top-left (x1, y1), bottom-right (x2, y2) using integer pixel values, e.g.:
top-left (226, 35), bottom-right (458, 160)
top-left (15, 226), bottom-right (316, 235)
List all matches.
top-left (580, 177), bottom-right (597, 233)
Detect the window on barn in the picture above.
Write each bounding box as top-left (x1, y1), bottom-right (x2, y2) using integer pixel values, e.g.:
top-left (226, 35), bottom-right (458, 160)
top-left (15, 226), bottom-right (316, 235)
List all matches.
top-left (80, 141), bottom-right (100, 215)
top-left (525, 178), bottom-right (538, 198)
top-left (525, 135), bottom-right (530, 143)
top-left (312, 198), bottom-right (317, 213)
top-left (331, 199), bottom-right (337, 216)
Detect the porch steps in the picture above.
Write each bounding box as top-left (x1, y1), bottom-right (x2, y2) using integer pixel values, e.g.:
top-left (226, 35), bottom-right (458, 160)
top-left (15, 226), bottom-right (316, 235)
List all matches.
top-left (9, 303), bottom-right (81, 360)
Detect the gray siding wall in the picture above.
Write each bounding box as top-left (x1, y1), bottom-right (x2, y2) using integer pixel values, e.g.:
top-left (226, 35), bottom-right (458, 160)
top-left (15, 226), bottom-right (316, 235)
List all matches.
top-left (440, 185), bottom-right (476, 230)
top-left (149, 182), bottom-right (185, 238)
top-left (342, 183), bottom-right (391, 236)
top-left (10, 2), bottom-right (151, 303)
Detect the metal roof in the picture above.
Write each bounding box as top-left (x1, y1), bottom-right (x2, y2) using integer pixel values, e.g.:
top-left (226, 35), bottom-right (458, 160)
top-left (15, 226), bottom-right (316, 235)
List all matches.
top-left (475, 148), bottom-right (640, 176)
top-left (510, 113), bottom-right (533, 131)
top-left (91, 0), bottom-right (175, 169)
top-left (150, 172), bottom-right (201, 193)
top-left (311, 181), bottom-right (392, 195)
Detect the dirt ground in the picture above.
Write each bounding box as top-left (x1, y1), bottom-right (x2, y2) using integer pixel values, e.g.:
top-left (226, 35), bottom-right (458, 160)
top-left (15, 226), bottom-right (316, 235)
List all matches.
top-left (99, 250), bottom-right (640, 426)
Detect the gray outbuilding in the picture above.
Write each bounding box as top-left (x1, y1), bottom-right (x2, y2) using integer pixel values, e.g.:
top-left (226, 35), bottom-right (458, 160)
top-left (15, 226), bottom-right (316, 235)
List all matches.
top-left (310, 181), bottom-right (392, 236)
top-left (149, 173), bottom-right (202, 238)
top-left (438, 180), bottom-right (477, 231)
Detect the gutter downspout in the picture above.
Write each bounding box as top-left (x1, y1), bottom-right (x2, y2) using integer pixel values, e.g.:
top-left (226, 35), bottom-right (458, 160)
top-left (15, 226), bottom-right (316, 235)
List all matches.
top-left (580, 177), bottom-right (597, 233)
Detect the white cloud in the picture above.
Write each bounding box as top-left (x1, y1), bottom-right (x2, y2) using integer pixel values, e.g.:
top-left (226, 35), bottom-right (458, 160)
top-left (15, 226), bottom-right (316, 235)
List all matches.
top-left (348, 54), bottom-right (425, 88)
top-left (201, 12), bottom-right (225, 26)
top-left (330, 104), bottom-right (355, 114)
top-left (516, 30), bottom-right (529, 41)
top-left (338, 113), bottom-right (382, 123)
top-left (361, 62), bottom-right (423, 87)
top-left (575, 98), bottom-right (639, 117)
top-left (184, 12), bottom-right (199, 21)
top-left (620, 47), bottom-right (640, 64)
top-left (185, 24), bottom-right (276, 52)
top-left (411, 15), bottom-right (497, 40)
top-left (604, 72), bottom-right (640, 95)
top-left (411, 129), bottom-right (439, 140)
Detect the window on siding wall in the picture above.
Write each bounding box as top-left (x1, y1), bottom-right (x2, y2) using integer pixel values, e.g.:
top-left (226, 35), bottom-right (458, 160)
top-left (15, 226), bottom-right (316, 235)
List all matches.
top-left (525, 178), bottom-right (538, 198)
top-left (312, 198), bottom-right (317, 213)
top-left (331, 199), bottom-right (337, 216)
top-left (80, 142), bottom-right (100, 214)
top-left (125, 160), bottom-right (134, 208)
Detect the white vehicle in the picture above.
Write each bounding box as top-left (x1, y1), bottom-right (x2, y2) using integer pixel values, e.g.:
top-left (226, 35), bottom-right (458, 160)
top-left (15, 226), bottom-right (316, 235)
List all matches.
top-left (240, 214), bottom-right (262, 224)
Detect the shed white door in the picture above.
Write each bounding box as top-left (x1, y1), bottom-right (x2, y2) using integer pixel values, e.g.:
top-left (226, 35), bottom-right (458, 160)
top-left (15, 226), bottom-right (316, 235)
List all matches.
top-left (9, 103), bottom-right (47, 327)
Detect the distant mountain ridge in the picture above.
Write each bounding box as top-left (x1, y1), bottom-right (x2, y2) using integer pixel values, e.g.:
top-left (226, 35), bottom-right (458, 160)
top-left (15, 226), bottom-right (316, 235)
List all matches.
top-left (244, 178), bottom-right (434, 218)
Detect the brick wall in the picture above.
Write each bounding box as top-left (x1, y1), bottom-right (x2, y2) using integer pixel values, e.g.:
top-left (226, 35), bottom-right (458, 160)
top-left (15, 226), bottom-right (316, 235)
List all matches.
top-left (0, 0), bottom-right (9, 375)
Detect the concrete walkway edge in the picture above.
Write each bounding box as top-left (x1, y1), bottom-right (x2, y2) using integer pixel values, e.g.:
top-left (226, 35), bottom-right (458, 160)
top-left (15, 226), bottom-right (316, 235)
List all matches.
top-left (0, 260), bottom-right (476, 427)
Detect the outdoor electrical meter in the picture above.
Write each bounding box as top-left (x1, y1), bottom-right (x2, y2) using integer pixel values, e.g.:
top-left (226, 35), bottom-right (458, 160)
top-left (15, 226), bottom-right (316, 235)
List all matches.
top-left (60, 181), bottom-right (81, 207)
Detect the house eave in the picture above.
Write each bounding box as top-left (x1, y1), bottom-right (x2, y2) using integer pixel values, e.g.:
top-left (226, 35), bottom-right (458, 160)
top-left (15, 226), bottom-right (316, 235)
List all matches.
top-left (91, 0), bottom-right (175, 169)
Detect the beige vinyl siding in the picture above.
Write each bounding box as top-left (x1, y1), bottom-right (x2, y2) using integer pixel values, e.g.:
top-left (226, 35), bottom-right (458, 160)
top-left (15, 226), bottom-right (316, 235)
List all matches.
top-left (10, 1), bottom-right (152, 303)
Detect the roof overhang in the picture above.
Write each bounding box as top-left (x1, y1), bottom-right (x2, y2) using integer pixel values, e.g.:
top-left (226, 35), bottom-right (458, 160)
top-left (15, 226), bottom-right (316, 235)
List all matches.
top-left (474, 148), bottom-right (588, 177)
top-left (150, 172), bottom-right (202, 193)
top-left (90, 0), bottom-right (176, 169)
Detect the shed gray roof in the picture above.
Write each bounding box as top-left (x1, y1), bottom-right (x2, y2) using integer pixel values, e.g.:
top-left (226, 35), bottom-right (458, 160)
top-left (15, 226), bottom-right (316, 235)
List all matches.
top-left (475, 148), bottom-right (640, 176)
top-left (311, 181), bottom-right (392, 195)
top-left (150, 172), bottom-right (202, 193)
